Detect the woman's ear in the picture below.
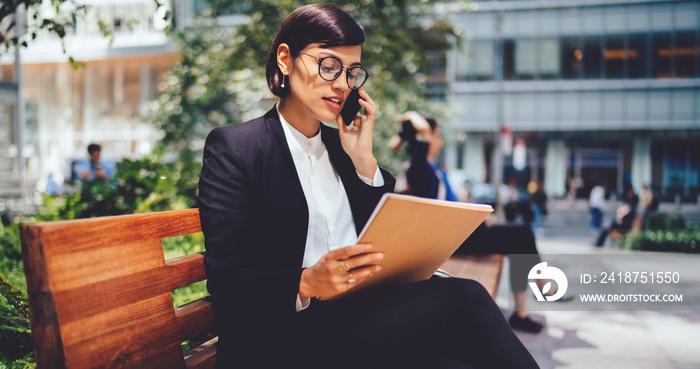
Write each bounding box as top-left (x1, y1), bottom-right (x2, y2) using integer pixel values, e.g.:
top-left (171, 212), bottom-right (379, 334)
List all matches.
top-left (277, 43), bottom-right (291, 76)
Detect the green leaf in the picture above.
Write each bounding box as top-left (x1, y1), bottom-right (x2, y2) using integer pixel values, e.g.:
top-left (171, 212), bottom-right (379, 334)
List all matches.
top-left (0, 274), bottom-right (30, 320)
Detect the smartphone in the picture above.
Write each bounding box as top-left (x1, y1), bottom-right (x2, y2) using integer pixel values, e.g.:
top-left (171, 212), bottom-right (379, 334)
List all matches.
top-left (339, 89), bottom-right (362, 126)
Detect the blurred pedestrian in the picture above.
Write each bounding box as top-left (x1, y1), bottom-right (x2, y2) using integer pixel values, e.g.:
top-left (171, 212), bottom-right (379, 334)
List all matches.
top-left (531, 181), bottom-right (548, 238)
top-left (638, 184), bottom-right (658, 227)
top-left (73, 144), bottom-right (116, 182)
top-left (589, 185), bottom-right (605, 231)
top-left (44, 173), bottom-right (61, 196)
top-left (504, 177), bottom-right (520, 223)
top-left (595, 187), bottom-right (638, 246)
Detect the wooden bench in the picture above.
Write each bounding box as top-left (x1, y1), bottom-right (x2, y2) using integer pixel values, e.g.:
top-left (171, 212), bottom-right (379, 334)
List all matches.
top-left (19, 208), bottom-right (504, 368)
top-left (20, 209), bottom-right (216, 369)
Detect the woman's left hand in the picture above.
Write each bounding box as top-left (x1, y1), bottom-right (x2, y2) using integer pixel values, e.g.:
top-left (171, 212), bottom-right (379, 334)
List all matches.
top-left (338, 88), bottom-right (378, 178)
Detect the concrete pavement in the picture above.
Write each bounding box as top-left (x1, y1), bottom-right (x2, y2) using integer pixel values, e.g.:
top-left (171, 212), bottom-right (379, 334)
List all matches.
top-left (499, 200), bottom-right (700, 369)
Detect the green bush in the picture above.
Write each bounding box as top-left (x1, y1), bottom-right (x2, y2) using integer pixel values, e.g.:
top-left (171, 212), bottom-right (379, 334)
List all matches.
top-left (0, 223), bottom-right (33, 366)
top-left (38, 157), bottom-right (199, 221)
top-left (646, 212), bottom-right (686, 231)
top-left (620, 213), bottom-right (700, 253)
top-left (0, 274), bottom-right (32, 365)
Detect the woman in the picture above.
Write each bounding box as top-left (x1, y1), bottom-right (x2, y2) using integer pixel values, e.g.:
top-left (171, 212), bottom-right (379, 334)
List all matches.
top-left (392, 111), bottom-right (572, 334)
top-left (199, 4), bottom-right (539, 368)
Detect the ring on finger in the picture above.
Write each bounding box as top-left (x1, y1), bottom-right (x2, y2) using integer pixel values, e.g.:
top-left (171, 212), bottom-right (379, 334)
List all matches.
top-left (340, 261), bottom-right (351, 271)
top-left (347, 272), bottom-right (356, 284)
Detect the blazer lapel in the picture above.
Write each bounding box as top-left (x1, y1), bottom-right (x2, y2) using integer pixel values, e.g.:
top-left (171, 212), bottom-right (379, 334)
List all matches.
top-left (262, 107), bottom-right (307, 197)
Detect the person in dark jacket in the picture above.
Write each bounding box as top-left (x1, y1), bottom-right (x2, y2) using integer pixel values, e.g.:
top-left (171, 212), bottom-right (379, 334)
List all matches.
top-left (198, 4), bottom-right (539, 368)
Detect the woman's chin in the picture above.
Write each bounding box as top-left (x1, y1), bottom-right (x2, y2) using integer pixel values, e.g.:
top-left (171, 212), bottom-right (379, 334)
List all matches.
top-left (318, 112), bottom-right (341, 124)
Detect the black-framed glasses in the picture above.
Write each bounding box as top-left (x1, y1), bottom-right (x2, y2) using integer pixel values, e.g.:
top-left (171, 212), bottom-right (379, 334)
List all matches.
top-left (301, 52), bottom-right (369, 89)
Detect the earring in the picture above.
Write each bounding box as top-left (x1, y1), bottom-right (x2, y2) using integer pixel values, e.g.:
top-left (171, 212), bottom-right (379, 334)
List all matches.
top-left (281, 74), bottom-right (286, 88)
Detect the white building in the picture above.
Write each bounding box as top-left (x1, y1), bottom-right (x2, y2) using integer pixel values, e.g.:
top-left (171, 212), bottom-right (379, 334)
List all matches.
top-left (0, 0), bottom-right (197, 195)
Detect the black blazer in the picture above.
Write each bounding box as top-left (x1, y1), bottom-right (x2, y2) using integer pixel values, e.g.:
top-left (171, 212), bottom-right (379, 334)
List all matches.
top-left (198, 108), bottom-right (395, 368)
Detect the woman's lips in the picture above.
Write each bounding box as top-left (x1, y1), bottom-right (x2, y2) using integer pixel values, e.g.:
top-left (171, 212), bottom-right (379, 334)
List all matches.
top-left (322, 97), bottom-right (343, 110)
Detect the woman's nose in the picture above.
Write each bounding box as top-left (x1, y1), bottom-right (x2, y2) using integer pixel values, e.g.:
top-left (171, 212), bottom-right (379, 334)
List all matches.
top-left (332, 68), bottom-right (351, 91)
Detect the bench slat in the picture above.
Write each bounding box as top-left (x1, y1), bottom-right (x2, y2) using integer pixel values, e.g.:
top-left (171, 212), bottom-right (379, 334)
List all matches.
top-left (174, 297), bottom-right (216, 342)
top-left (184, 337), bottom-right (218, 369)
top-left (50, 253), bottom-right (206, 325)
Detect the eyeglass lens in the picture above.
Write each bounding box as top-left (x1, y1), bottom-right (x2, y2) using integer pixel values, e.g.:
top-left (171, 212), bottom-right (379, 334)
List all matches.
top-left (318, 57), bottom-right (368, 89)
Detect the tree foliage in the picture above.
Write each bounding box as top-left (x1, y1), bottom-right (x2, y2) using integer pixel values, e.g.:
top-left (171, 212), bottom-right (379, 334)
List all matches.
top-left (0, 0), bottom-right (170, 62)
top-left (150, 0), bottom-right (460, 172)
top-left (0, 222), bottom-right (32, 366)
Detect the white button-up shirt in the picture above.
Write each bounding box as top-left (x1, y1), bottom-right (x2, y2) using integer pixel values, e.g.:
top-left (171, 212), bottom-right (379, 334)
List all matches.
top-left (276, 107), bottom-right (384, 311)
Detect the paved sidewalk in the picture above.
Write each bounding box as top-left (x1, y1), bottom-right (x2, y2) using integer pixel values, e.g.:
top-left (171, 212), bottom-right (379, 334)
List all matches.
top-left (500, 201), bottom-right (700, 369)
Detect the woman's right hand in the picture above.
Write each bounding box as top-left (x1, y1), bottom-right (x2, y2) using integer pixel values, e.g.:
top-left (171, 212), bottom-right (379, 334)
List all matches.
top-left (299, 244), bottom-right (383, 300)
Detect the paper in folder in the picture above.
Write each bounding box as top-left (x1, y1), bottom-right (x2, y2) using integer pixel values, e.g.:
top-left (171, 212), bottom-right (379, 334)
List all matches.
top-left (338, 193), bottom-right (493, 298)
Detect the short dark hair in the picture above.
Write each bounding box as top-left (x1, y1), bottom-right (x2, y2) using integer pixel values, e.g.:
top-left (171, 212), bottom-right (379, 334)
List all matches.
top-left (266, 4), bottom-right (365, 98)
top-left (87, 144), bottom-right (101, 154)
top-left (399, 117), bottom-right (438, 154)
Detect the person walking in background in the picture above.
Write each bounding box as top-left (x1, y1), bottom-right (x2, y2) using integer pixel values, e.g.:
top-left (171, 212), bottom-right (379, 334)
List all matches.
top-left (394, 111), bottom-right (456, 201)
top-left (392, 111), bottom-right (571, 334)
top-left (504, 177), bottom-right (521, 223)
top-left (502, 177), bottom-right (534, 226)
top-left (73, 144), bottom-right (116, 182)
top-left (531, 181), bottom-right (548, 238)
top-left (589, 185), bottom-right (606, 232)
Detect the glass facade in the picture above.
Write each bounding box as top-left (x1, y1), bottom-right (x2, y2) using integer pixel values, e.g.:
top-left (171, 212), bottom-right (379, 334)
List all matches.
top-left (454, 2), bottom-right (699, 81)
top-left (457, 31), bottom-right (698, 81)
top-left (446, 1), bottom-right (700, 199)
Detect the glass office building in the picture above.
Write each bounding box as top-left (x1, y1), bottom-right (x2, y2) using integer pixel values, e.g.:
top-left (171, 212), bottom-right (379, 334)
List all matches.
top-left (442, 0), bottom-right (699, 201)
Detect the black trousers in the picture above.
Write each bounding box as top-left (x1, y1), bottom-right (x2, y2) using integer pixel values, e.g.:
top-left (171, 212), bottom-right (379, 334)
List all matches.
top-left (299, 278), bottom-right (540, 369)
top-left (457, 224), bottom-right (542, 293)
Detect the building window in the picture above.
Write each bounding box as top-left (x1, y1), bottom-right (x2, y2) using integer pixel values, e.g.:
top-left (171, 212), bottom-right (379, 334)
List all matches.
top-left (561, 37), bottom-right (582, 79)
top-left (515, 39), bottom-right (537, 80)
top-left (665, 142), bottom-right (686, 192)
top-left (653, 33), bottom-right (673, 79)
top-left (539, 39), bottom-right (561, 80)
top-left (514, 39), bottom-right (560, 80)
top-left (503, 40), bottom-right (515, 81)
top-left (628, 34), bottom-right (649, 79)
top-left (424, 51), bottom-right (447, 101)
top-left (675, 31), bottom-right (698, 78)
top-left (604, 35), bottom-right (626, 79)
top-left (583, 36), bottom-right (603, 79)
top-left (690, 141), bottom-right (700, 193)
top-left (455, 40), bottom-right (494, 82)
top-left (653, 140), bottom-right (700, 196)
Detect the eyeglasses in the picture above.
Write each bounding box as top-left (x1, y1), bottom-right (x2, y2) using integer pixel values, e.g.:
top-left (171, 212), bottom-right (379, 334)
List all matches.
top-left (301, 52), bottom-right (369, 90)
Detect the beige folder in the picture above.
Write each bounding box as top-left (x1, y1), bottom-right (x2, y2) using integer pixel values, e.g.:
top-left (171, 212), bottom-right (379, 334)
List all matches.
top-left (338, 193), bottom-right (493, 298)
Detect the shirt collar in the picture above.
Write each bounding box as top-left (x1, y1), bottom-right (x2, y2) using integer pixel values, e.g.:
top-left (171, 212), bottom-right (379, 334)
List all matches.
top-left (276, 104), bottom-right (324, 152)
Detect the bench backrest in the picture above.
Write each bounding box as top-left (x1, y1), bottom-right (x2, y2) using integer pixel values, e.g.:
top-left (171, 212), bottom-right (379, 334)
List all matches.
top-left (20, 209), bottom-right (216, 369)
